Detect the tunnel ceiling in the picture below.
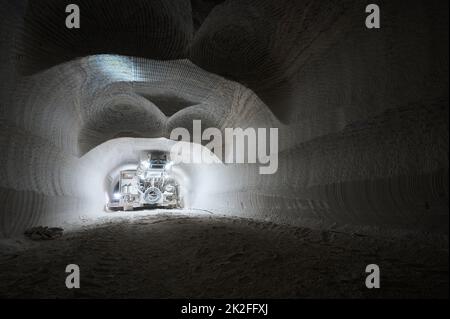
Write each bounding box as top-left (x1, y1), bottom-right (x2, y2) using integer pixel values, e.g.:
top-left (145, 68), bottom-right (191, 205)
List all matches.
top-left (17, 0), bottom-right (227, 73)
top-left (19, 0), bottom-right (195, 73)
top-left (0, 0), bottom-right (448, 237)
top-left (16, 0), bottom-right (355, 122)
top-left (191, 0), bottom-right (226, 31)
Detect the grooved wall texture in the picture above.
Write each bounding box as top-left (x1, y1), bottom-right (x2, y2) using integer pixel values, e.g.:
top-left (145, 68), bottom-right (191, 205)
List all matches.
top-left (0, 0), bottom-right (448, 237)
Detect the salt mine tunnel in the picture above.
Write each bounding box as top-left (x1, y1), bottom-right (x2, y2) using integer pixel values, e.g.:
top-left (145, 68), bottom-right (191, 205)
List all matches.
top-left (0, 0), bottom-right (448, 299)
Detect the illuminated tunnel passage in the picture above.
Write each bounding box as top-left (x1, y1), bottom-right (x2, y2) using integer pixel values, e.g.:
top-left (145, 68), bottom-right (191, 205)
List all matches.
top-left (0, 0), bottom-right (448, 298)
top-left (0, 56), bottom-right (447, 237)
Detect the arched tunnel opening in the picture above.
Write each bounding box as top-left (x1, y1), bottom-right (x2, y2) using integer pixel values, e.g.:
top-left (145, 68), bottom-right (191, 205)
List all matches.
top-left (80, 137), bottom-right (228, 215)
top-left (0, 0), bottom-right (448, 301)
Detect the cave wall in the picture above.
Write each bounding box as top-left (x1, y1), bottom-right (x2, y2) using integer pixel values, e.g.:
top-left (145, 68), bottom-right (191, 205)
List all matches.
top-left (0, 55), bottom-right (277, 237)
top-left (192, 0), bottom-right (448, 232)
top-left (0, 0), bottom-right (448, 237)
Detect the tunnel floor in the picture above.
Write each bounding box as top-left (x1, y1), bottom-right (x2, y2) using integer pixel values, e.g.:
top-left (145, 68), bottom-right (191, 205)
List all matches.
top-left (0, 213), bottom-right (448, 298)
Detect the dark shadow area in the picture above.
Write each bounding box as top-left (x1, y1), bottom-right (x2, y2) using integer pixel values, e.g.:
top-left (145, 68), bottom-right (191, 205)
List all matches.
top-left (0, 214), bottom-right (447, 298)
top-left (17, 0), bottom-right (194, 74)
top-left (140, 94), bottom-right (198, 117)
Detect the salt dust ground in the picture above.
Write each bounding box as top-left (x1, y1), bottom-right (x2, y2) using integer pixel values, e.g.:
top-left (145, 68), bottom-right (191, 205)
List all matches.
top-left (0, 211), bottom-right (448, 298)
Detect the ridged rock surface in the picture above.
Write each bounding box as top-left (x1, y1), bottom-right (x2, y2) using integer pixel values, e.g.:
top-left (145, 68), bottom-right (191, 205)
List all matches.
top-left (0, 0), bottom-right (448, 237)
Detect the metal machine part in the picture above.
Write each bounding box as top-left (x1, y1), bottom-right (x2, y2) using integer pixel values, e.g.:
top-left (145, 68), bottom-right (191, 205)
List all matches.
top-left (144, 187), bottom-right (162, 204)
top-left (107, 151), bottom-right (182, 211)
